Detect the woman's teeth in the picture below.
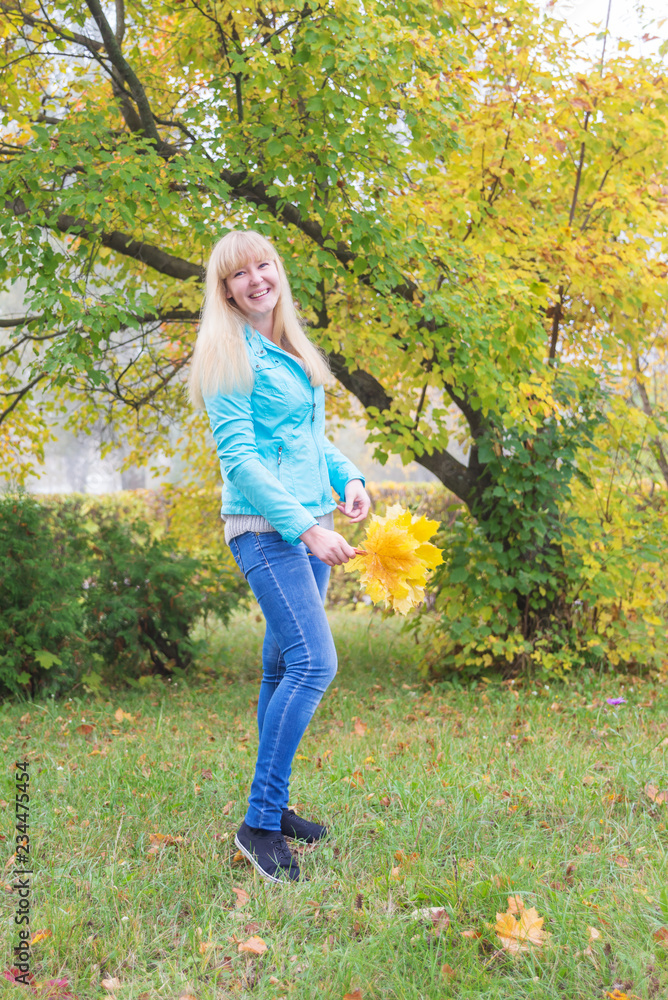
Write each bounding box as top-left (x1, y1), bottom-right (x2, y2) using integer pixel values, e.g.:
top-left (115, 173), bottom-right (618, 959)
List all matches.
top-left (250, 289), bottom-right (269, 299)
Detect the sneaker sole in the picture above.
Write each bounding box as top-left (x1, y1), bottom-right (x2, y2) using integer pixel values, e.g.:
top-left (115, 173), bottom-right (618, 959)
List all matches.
top-left (234, 833), bottom-right (295, 884)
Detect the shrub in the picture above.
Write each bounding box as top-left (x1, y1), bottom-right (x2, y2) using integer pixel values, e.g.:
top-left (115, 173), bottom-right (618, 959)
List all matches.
top-left (0, 493), bottom-right (86, 697)
top-left (0, 492), bottom-right (246, 699)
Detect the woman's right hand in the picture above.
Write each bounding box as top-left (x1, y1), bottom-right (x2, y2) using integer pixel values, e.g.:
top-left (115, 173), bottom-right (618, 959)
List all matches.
top-left (299, 525), bottom-right (357, 566)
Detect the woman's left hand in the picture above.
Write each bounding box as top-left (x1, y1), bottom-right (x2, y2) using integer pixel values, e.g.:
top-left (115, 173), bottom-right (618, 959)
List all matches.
top-left (336, 479), bottom-right (371, 523)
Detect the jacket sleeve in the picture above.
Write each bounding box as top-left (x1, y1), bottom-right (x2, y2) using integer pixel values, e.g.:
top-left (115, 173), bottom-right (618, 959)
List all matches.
top-left (204, 389), bottom-right (318, 545)
top-left (322, 436), bottom-right (366, 501)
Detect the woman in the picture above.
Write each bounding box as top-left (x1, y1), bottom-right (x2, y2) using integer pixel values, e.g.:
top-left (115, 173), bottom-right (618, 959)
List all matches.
top-left (188, 230), bottom-right (370, 883)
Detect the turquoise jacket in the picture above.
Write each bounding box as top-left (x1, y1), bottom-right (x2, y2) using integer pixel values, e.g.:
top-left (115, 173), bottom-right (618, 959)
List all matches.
top-left (203, 327), bottom-right (365, 545)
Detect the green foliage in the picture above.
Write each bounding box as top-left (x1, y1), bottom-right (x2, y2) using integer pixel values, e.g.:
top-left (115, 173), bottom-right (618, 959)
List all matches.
top-left (0, 492), bottom-right (86, 697)
top-left (414, 454), bottom-right (668, 682)
top-left (0, 492), bottom-right (245, 699)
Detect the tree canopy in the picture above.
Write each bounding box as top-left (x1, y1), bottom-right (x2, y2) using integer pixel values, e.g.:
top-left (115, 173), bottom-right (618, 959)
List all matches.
top-left (1, 0), bottom-right (667, 672)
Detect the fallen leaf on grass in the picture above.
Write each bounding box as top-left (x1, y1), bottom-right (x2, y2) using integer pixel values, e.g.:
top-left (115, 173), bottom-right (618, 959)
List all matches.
top-left (232, 850), bottom-right (245, 863)
top-left (411, 907), bottom-right (450, 936)
top-left (231, 886), bottom-right (249, 908)
top-left (201, 769), bottom-right (214, 781)
top-left (147, 832), bottom-right (184, 857)
top-left (613, 855), bottom-right (629, 868)
top-left (644, 783), bottom-right (668, 805)
top-left (179, 994), bottom-right (198, 1000)
top-left (75, 724), bottom-right (95, 735)
top-left (379, 796), bottom-right (390, 807)
top-left (29, 929), bottom-right (52, 945)
top-left (441, 963), bottom-right (456, 979)
top-left (342, 769), bottom-right (364, 787)
top-left (653, 927), bottom-right (668, 945)
top-left (237, 936), bottom-right (267, 955)
top-left (3, 968), bottom-right (35, 986)
top-left (101, 977), bottom-right (121, 990)
top-left (40, 976), bottom-right (75, 999)
top-left (353, 718), bottom-right (367, 736)
top-left (149, 833), bottom-right (183, 847)
top-left (343, 991), bottom-right (363, 1000)
top-left (461, 929), bottom-right (482, 938)
top-left (114, 708), bottom-right (133, 723)
top-left (494, 896), bottom-right (549, 954)
top-left (222, 801), bottom-right (235, 815)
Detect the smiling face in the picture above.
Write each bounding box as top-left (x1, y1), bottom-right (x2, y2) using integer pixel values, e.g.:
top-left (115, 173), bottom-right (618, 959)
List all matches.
top-left (224, 258), bottom-right (281, 326)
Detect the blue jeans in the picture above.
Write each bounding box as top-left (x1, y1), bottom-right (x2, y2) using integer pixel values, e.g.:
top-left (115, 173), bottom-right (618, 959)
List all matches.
top-left (228, 531), bottom-right (336, 831)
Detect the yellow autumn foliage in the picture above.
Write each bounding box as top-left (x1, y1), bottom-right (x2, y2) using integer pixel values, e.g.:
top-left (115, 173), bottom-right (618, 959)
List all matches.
top-left (344, 504), bottom-right (443, 614)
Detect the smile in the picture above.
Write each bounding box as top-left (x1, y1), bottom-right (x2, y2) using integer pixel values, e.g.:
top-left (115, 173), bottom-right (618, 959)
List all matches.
top-left (249, 288), bottom-right (271, 299)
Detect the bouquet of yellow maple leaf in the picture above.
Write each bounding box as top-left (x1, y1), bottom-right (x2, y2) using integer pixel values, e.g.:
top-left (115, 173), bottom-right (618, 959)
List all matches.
top-left (344, 504), bottom-right (443, 614)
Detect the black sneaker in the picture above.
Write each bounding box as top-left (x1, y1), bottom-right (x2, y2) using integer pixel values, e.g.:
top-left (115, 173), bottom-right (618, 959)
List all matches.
top-left (281, 808), bottom-right (328, 843)
top-left (234, 820), bottom-right (300, 883)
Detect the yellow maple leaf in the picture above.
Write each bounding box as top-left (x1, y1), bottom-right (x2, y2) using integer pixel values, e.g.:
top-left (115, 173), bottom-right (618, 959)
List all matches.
top-left (344, 504), bottom-right (443, 614)
top-left (494, 896), bottom-right (549, 954)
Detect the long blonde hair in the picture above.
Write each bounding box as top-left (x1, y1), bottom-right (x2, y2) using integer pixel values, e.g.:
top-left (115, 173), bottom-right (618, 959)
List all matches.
top-left (188, 230), bottom-right (331, 409)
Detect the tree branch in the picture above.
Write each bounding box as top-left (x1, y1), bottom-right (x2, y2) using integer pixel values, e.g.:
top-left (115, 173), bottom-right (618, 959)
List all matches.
top-left (634, 368), bottom-right (668, 488)
top-left (328, 349), bottom-right (477, 504)
top-left (84, 0), bottom-right (169, 152)
top-left (8, 198), bottom-right (204, 281)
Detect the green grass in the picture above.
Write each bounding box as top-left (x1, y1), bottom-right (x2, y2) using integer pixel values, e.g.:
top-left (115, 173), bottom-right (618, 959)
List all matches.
top-left (1, 607), bottom-right (668, 999)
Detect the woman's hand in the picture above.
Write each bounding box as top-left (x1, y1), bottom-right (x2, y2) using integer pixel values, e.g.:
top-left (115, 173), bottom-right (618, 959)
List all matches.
top-left (299, 525), bottom-right (357, 566)
top-left (335, 479), bottom-right (371, 523)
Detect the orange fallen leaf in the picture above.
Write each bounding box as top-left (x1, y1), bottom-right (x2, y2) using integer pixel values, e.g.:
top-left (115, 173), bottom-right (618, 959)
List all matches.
top-left (232, 850), bottom-right (245, 863)
top-left (461, 929), bottom-right (482, 939)
top-left (613, 854), bottom-right (629, 867)
top-left (232, 886), bottom-right (249, 908)
top-left (29, 929), bottom-right (52, 945)
top-left (353, 719), bottom-right (367, 737)
top-left (507, 894), bottom-right (525, 914)
top-left (343, 991), bottom-right (363, 1000)
top-left (644, 782), bottom-right (668, 805)
top-left (75, 724), bottom-right (94, 735)
top-left (441, 963), bottom-right (456, 979)
top-left (238, 935), bottom-right (267, 955)
top-left (179, 995), bottom-right (198, 1000)
top-left (222, 801), bottom-right (235, 815)
top-left (101, 977), bottom-right (121, 990)
top-left (149, 833), bottom-right (184, 847)
top-left (114, 708), bottom-right (133, 723)
top-left (653, 926), bottom-right (668, 945)
top-left (379, 796), bottom-right (390, 807)
top-left (495, 896), bottom-right (549, 954)
top-left (201, 769), bottom-right (214, 781)
top-left (606, 992), bottom-right (633, 1000)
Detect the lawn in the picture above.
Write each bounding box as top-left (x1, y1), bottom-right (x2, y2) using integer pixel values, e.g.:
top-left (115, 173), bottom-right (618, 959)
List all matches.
top-left (1, 607), bottom-right (667, 999)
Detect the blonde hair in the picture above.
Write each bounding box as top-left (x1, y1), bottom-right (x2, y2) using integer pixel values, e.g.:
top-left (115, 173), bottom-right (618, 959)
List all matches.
top-left (188, 230), bottom-right (331, 409)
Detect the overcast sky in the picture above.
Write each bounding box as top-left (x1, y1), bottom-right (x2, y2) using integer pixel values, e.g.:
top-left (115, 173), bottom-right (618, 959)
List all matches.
top-left (547, 0), bottom-right (667, 57)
